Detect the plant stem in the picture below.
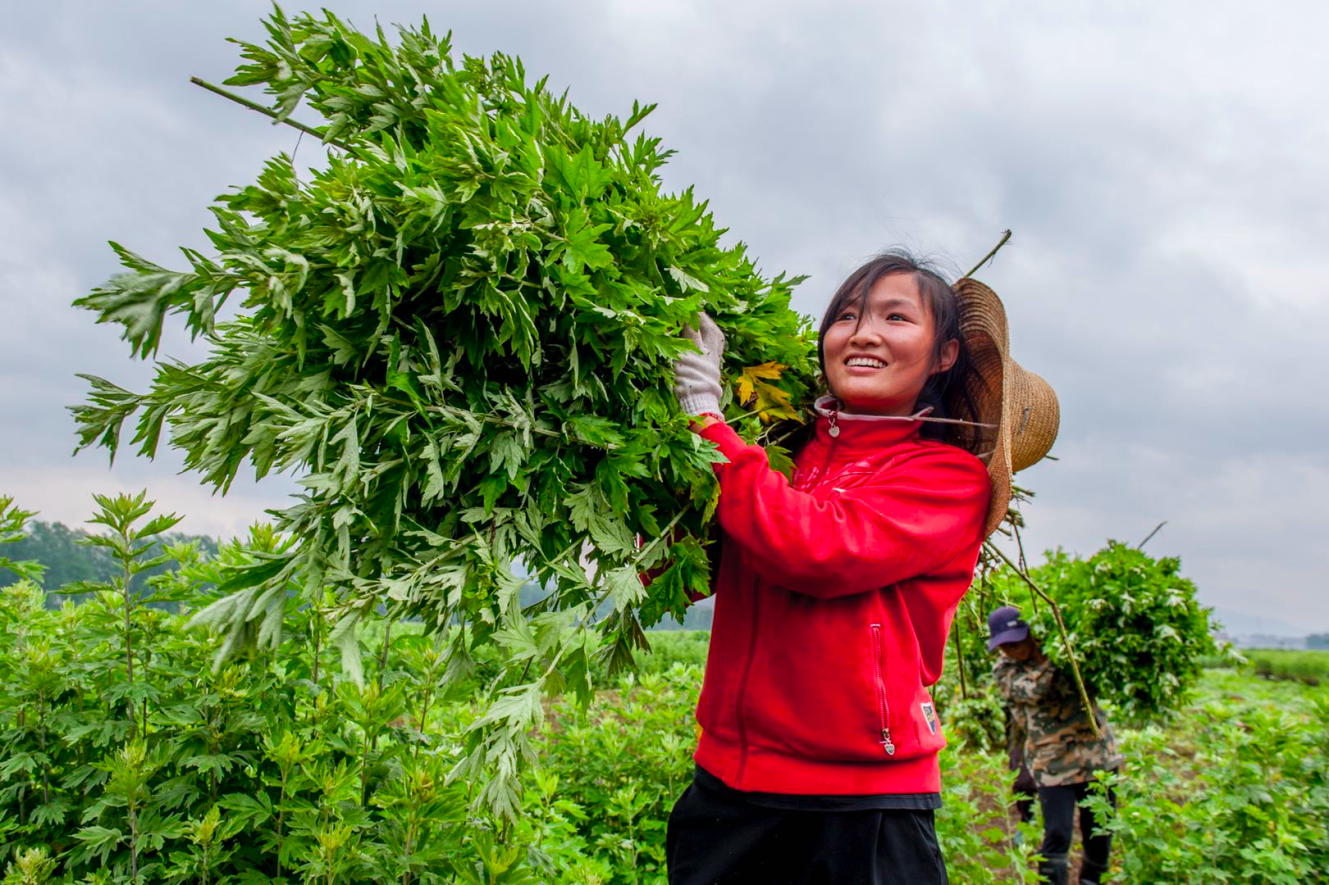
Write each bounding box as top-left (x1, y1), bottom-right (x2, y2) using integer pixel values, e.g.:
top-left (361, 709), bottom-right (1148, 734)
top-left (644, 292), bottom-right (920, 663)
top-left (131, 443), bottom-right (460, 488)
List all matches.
top-left (189, 77), bottom-right (348, 149)
top-left (276, 768), bottom-right (288, 877)
top-left (952, 616), bottom-right (969, 699)
top-left (310, 599), bottom-right (323, 720)
top-left (36, 699), bottom-right (50, 805)
top-left (377, 619), bottom-right (393, 694)
top-left (985, 542), bottom-right (1101, 738)
top-left (122, 562), bottom-right (137, 738)
top-left (632, 507), bottom-right (689, 566)
top-left (413, 685), bottom-right (434, 762)
top-left (402, 804), bottom-right (420, 885)
top-left (361, 727), bottom-right (372, 807)
top-left (963, 229), bottom-right (1013, 279)
top-left (128, 795), bottom-right (140, 883)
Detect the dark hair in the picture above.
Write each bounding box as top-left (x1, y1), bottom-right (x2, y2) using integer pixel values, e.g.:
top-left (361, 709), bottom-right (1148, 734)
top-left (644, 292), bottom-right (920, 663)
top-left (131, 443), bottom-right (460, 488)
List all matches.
top-left (815, 249), bottom-right (983, 450)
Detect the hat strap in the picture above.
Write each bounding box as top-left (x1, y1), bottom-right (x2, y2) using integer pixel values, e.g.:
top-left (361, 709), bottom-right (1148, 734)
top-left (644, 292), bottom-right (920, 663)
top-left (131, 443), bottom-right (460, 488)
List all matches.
top-left (915, 415), bottom-right (999, 429)
top-left (906, 403), bottom-right (999, 430)
top-left (821, 397), bottom-right (999, 429)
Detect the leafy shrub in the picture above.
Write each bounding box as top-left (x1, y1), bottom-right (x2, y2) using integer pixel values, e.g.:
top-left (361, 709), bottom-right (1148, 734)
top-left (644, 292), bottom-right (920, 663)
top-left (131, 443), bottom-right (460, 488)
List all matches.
top-left (936, 747), bottom-right (1040, 883)
top-left (0, 495), bottom-right (482, 882)
top-left (1088, 672), bottom-right (1329, 883)
top-left (526, 667), bottom-right (700, 884)
top-left (934, 683), bottom-right (1009, 755)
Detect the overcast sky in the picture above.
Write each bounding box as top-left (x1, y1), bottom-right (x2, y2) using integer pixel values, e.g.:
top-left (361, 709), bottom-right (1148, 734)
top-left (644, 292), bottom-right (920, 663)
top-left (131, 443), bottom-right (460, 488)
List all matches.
top-left (3, 1), bottom-right (1326, 633)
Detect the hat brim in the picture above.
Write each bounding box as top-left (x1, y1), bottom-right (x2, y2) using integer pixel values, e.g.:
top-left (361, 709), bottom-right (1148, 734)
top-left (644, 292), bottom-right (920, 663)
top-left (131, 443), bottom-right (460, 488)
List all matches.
top-left (951, 278), bottom-right (1060, 539)
top-left (987, 625), bottom-right (1030, 651)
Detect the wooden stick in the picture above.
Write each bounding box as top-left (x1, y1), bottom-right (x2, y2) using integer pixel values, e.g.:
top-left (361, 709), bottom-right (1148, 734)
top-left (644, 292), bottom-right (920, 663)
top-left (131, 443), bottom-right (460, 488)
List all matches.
top-left (963, 229), bottom-right (1013, 280)
top-left (952, 616), bottom-right (970, 700)
top-left (1136, 521), bottom-right (1167, 551)
top-left (986, 541), bottom-right (1101, 738)
top-left (1013, 521), bottom-right (1039, 618)
top-left (190, 77), bottom-right (349, 150)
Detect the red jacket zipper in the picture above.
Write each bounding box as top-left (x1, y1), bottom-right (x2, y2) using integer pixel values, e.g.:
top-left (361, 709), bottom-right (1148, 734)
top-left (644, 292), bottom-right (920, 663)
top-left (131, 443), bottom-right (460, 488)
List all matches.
top-left (870, 624), bottom-right (895, 756)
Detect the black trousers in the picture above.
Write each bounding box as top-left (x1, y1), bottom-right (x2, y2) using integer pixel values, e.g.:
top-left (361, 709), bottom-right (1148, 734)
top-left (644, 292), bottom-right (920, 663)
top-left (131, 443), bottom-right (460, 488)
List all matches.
top-left (1037, 782), bottom-right (1115, 883)
top-left (666, 779), bottom-right (948, 885)
top-left (1014, 763), bottom-right (1037, 824)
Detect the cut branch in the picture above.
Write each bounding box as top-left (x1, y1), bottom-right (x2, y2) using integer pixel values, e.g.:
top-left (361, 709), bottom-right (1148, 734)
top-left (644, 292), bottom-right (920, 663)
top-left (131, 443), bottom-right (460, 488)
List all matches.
top-left (985, 541), bottom-right (1101, 739)
top-left (963, 229), bottom-right (1013, 280)
top-left (1136, 521), bottom-right (1167, 551)
top-left (952, 616), bottom-right (969, 700)
top-left (1013, 521), bottom-right (1039, 619)
top-left (190, 77), bottom-right (349, 150)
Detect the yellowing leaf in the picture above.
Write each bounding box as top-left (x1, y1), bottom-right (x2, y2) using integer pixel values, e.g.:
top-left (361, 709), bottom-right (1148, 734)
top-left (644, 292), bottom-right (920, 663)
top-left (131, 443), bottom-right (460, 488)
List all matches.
top-left (735, 362), bottom-right (786, 406)
top-left (751, 381), bottom-right (799, 423)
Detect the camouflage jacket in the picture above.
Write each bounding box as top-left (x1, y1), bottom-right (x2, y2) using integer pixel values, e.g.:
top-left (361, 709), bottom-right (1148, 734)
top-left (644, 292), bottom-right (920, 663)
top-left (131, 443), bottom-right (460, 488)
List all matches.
top-left (992, 655), bottom-right (1123, 788)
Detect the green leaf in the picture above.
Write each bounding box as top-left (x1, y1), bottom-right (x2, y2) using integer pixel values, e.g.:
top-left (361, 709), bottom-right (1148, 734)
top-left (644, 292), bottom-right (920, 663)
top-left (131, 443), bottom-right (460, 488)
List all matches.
top-left (605, 565), bottom-right (646, 613)
top-left (329, 610), bottom-right (365, 687)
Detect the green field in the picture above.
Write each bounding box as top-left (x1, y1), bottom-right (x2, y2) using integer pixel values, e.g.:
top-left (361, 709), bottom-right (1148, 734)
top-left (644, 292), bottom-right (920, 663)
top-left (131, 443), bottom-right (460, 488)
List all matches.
top-left (3, 574), bottom-right (1327, 884)
top-left (1240, 647), bottom-right (1329, 685)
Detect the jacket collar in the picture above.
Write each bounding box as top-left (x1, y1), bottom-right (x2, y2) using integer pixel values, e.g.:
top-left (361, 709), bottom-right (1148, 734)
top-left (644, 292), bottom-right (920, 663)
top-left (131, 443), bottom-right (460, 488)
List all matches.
top-left (810, 395), bottom-right (925, 453)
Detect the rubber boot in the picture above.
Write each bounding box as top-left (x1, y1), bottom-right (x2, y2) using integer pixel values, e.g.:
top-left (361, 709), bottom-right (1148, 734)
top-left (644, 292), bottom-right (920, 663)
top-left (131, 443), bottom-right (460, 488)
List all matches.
top-left (1037, 855), bottom-right (1070, 885)
top-left (1079, 852), bottom-right (1109, 885)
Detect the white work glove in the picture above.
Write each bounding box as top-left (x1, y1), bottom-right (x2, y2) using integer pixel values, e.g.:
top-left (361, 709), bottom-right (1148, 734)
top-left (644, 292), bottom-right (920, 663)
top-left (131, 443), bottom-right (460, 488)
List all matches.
top-left (672, 312), bottom-right (726, 418)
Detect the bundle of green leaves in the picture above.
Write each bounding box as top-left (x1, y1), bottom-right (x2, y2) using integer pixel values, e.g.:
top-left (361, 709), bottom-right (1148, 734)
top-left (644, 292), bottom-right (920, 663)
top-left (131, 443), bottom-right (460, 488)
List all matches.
top-left (71, 9), bottom-right (818, 682)
top-left (980, 542), bottom-right (1220, 721)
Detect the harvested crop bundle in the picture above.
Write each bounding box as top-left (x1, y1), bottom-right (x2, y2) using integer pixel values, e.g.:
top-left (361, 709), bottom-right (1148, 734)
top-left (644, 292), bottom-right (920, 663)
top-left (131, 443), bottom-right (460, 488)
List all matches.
top-left (72, 8), bottom-right (817, 686)
top-left (977, 542), bottom-right (1220, 721)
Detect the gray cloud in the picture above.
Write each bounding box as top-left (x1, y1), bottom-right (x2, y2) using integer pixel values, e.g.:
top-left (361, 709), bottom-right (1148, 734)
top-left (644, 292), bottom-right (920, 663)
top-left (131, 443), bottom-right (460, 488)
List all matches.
top-left (3, 1), bottom-right (1326, 628)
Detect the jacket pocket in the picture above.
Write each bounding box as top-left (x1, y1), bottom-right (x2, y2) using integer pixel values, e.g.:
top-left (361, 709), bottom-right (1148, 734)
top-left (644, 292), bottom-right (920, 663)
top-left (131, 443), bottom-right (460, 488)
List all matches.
top-left (869, 624), bottom-right (896, 756)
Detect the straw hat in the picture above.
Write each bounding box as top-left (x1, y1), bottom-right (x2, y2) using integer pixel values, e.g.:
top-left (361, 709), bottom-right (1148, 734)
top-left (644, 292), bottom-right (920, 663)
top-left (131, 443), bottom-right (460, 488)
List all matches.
top-left (948, 278), bottom-right (1059, 539)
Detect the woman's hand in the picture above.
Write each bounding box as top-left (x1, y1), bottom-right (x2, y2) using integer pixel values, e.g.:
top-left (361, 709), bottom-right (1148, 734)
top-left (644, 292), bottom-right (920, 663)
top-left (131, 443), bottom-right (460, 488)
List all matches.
top-left (672, 312), bottom-right (726, 428)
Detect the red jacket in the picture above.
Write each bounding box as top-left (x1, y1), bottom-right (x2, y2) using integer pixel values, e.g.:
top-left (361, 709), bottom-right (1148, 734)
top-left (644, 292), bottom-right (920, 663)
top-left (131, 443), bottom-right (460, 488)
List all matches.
top-left (692, 401), bottom-right (990, 795)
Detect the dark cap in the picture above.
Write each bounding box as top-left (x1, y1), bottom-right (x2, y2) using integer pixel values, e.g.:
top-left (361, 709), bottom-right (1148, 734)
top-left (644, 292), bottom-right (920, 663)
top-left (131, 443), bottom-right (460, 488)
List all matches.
top-left (986, 605), bottom-right (1030, 651)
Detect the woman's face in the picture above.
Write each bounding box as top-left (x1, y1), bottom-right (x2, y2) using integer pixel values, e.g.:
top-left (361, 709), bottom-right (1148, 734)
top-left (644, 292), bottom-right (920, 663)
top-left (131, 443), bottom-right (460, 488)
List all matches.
top-left (822, 273), bottom-right (958, 415)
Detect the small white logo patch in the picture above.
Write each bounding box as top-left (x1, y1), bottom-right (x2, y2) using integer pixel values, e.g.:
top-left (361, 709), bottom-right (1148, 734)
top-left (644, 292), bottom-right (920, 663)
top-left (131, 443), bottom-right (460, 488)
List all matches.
top-left (920, 702), bottom-right (937, 735)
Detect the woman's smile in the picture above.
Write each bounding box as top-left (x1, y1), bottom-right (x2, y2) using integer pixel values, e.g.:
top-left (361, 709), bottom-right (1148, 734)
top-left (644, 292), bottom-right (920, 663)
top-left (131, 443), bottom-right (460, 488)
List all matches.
top-left (844, 355), bottom-right (889, 371)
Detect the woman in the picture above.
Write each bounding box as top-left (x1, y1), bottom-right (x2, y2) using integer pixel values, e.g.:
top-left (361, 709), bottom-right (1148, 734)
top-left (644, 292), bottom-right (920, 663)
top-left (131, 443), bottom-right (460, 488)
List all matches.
top-left (665, 251), bottom-right (1059, 884)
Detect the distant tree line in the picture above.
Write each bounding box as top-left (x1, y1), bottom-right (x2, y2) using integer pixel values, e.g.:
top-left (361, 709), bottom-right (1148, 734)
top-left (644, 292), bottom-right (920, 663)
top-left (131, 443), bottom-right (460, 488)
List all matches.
top-left (1308, 633), bottom-right (1329, 650)
top-left (0, 519), bottom-right (220, 606)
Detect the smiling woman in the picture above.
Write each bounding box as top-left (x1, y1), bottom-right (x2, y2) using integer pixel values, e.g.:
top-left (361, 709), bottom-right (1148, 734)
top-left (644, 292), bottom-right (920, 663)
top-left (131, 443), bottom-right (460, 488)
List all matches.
top-left (663, 250), bottom-right (1055, 884)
